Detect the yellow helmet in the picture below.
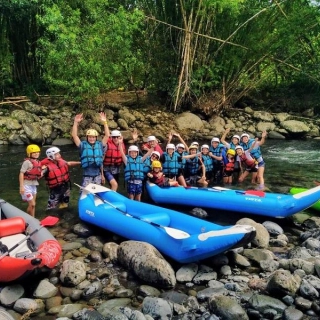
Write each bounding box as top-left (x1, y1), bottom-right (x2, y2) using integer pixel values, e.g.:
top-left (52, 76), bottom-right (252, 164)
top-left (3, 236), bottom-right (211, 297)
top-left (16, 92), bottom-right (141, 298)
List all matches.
top-left (86, 129), bottom-right (98, 137)
top-left (227, 149), bottom-right (236, 156)
top-left (26, 144), bottom-right (41, 157)
top-left (152, 160), bottom-right (162, 169)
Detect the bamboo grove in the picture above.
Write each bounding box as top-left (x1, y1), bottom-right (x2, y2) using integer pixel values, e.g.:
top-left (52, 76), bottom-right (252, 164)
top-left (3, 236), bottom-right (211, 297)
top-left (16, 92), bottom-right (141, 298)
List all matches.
top-left (1, 0), bottom-right (320, 113)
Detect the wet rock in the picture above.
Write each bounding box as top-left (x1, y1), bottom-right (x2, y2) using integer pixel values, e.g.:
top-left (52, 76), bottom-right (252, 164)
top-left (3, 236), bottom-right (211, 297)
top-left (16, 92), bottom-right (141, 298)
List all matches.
top-left (294, 296), bottom-right (312, 311)
top-left (86, 236), bottom-right (104, 251)
top-left (266, 269), bottom-right (301, 297)
top-left (102, 242), bottom-right (119, 262)
top-left (142, 296), bottom-right (173, 319)
top-left (176, 263), bottom-right (198, 283)
top-left (114, 288), bottom-right (134, 298)
top-left (160, 291), bottom-right (188, 304)
top-left (137, 285), bottom-right (161, 298)
top-left (209, 295), bottom-right (249, 320)
top-left (48, 303), bottom-right (84, 318)
top-left (299, 279), bottom-right (319, 299)
top-left (229, 251), bottom-right (251, 267)
top-left (0, 285), bottom-right (24, 307)
top-left (90, 250), bottom-right (103, 262)
top-left (193, 265), bottom-right (217, 284)
top-left (59, 260), bottom-right (87, 286)
top-left (73, 223), bottom-right (93, 237)
top-left (189, 207), bottom-right (208, 218)
top-left (259, 259), bottom-right (279, 272)
top-left (73, 308), bottom-right (106, 320)
top-left (33, 279), bottom-right (59, 299)
top-left (243, 248), bottom-right (275, 265)
top-left (288, 258), bottom-right (314, 275)
top-left (82, 281), bottom-right (103, 300)
top-left (197, 287), bottom-right (227, 301)
top-left (220, 265), bottom-right (232, 276)
top-left (288, 246), bottom-right (312, 259)
top-left (249, 293), bottom-right (286, 316)
top-left (118, 241), bottom-right (176, 288)
top-left (301, 238), bottom-right (320, 252)
top-left (13, 298), bottom-right (45, 316)
top-left (262, 221), bottom-right (283, 236)
top-left (97, 298), bottom-right (131, 314)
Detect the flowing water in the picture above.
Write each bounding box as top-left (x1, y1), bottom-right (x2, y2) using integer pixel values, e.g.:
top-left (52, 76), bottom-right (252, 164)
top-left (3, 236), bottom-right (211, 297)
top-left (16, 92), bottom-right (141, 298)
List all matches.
top-left (0, 139), bottom-right (319, 225)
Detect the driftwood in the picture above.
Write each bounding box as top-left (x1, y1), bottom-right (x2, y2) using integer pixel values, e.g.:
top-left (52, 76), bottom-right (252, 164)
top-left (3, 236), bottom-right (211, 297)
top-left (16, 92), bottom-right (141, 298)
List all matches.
top-left (0, 97), bottom-right (30, 109)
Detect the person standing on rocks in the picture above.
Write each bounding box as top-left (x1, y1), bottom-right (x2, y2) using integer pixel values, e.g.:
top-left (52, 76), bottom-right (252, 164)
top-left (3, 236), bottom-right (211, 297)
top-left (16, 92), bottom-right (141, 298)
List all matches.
top-left (19, 144), bottom-right (42, 217)
top-left (141, 135), bottom-right (163, 155)
top-left (72, 112), bottom-right (108, 187)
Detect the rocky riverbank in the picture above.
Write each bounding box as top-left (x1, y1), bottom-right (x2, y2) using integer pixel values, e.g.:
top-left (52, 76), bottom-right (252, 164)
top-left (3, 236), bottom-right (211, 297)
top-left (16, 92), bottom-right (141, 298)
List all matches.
top-left (2, 213), bottom-right (320, 319)
top-left (0, 99), bottom-right (320, 146)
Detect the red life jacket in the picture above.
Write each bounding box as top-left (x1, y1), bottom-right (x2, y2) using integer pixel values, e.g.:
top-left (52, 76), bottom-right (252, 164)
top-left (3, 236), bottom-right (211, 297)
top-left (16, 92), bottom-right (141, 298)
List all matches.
top-left (225, 159), bottom-right (235, 172)
top-left (103, 138), bottom-right (125, 166)
top-left (239, 154), bottom-right (255, 168)
top-left (149, 172), bottom-right (165, 186)
top-left (24, 158), bottom-right (42, 180)
top-left (41, 158), bottom-right (70, 188)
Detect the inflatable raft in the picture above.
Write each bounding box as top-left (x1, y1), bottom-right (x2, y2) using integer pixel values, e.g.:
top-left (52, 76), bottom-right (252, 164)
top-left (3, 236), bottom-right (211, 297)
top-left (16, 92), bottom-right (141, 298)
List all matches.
top-left (0, 199), bottom-right (61, 282)
top-left (78, 184), bottom-right (256, 264)
top-left (290, 187), bottom-right (320, 211)
top-left (146, 182), bottom-right (320, 218)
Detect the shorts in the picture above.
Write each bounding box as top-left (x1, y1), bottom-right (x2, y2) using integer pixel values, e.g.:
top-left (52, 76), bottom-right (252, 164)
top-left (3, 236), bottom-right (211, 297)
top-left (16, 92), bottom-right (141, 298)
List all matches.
top-left (185, 175), bottom-right (200, 186)
top-left (47, 183), bottom-right (70, 210)
top-left (223, 170), bottom-right (234, 177)
top-left (82, 175), bottom-right (102, 187)
top-left (127, 180), bottom-right (143, 195)
top-left (246, 166), bottom-right (258, 173)
top-left (257, 160), bottom-right (265, 168)
top-left (21, 185), bottom-right (37, 201)
top-left (104, 170), bottom-right (119, 183)
top-left (104, 165), bottom-right (121, 175)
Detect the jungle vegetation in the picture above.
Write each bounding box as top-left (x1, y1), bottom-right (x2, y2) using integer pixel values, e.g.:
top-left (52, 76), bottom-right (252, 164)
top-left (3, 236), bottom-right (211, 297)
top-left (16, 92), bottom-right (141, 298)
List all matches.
top-left (1, 0), bottom-right (320, 114)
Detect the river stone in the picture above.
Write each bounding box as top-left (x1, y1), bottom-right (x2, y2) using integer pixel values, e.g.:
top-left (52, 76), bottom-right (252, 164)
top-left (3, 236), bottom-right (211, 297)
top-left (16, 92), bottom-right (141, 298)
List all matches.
top-left (102, 242), bottom-right (119, 262)
top-left (142, 296), bottom-right (173, 319)
top-left (98, 298), bottom-right (131, 314)
top-left (266, 269), bottom-right (301, 296)
top-left (82, 281), bottom-right (103, 300)
top-left (281, 120), bottom-right (310, 134)
top-left (48, 303), bottom-right (84, 318)
top-left (262, 221), bottom-right (284, 236)
top-left (137, 285), bottom-right (161, 298)
top-left (249, 293), bottom-right (286, 315)
top-left (59, 260), bottom-right (86, 287)
top-left (283, 306), bottom-right (304, 320)
top-left (288, 258), bottom-right (314, 274)
top-left (175, 112), bottom-right (204, 131)
top-left (117, 241), bottom-right (176, 288)
top-left (61, 242), bottom-right (83, 251)
top-left (160, 291), bottom-right (188, 304)
top-left (22, 122), bottom-right (43, 143)
top-left (288, 246), bottom-right (312, 259)
top-left (176, 263), bottom-right (198, 283)
top-left (86, 235), bottom-right (104, 251)
top-left (197, 287), bottom-right (228, 301)
top-left (209, 295), bottom-right (249, 320)
top-left (193, 265), bottom-right (217, 284)
top-left (299, 279), bottom-right (319, 299)
top-left (13, 298), bottom-right (45, 315)
top-left (268, 130), bottom-right (286, 139)
top-left (243, 248), bottom-right (275, 265)
top-left (73, 308), bottom-right (105, 320)
top-left (33, 279), bottom-right (58, 299)
top-left (0, 285), bottom-right (24, 307)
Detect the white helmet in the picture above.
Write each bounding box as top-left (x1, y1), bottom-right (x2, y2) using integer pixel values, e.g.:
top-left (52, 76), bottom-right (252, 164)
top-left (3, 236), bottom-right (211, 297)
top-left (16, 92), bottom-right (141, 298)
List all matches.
top-left (111, 130), bottom-right (121, 137)
top-left (147, 135), bottom-right (157, 142)
top-left (235, 146), bottom-right (244, 151)
top-left (211, 137), bottom-right (220, 143)
top-left (191, 141), bottom-right (199, 146)
top-left (241, 133), bottom-right (250, 139)
top-left (128, 145), bottom-right (139, 153)
top-left (46, 147), bottom-right (60, 160)
top-left (232, 135), bottom-right (240, 141)
top-left (176, 143), bottom-right (185, 150)
top-left (166, 143), bottom-right (175, 150)
top-left (151, 151), bottom-right (160, 158)
top-left (201, 144), bottom-right (210, 151)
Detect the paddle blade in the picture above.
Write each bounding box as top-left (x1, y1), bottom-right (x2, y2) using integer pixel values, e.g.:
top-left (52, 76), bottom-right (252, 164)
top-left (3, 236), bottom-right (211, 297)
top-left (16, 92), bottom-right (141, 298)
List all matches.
top-left (40, 216), bottom-right (59, 227)
top-left (163, 227), bottom-right (190, 239)
top-left (76, 183), bottom-right (111, 194)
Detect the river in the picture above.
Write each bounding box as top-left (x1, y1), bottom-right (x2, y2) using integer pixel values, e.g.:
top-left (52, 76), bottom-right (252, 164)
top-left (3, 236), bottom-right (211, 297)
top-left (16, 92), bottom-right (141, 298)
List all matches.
top-left (0, 139), bottom-right (319, 225)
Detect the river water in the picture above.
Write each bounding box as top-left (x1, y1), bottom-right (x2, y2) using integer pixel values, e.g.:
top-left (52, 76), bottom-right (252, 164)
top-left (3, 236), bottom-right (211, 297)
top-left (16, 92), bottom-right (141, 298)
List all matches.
top-left (0, 139), bottom-right (319, 225)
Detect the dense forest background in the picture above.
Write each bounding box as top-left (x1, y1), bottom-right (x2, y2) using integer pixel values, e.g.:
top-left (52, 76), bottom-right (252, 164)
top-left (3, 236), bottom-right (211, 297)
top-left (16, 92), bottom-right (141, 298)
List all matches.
top-left (1, 0), bottom-right (320, 114)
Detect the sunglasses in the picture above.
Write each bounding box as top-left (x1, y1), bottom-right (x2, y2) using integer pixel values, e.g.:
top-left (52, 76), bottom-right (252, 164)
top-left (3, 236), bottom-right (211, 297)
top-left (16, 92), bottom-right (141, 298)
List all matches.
top-left (112, 136), bottom-right (120, 139)
top-left (151, 154), bottom-right (159, 158)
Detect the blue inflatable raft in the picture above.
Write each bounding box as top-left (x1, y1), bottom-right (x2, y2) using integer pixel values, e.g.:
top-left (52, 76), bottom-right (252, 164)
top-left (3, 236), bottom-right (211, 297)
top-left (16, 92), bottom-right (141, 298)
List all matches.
top-left (146, 182), bottom-right (320, 218)
top-left (78, 184), bottom-right (256, 264)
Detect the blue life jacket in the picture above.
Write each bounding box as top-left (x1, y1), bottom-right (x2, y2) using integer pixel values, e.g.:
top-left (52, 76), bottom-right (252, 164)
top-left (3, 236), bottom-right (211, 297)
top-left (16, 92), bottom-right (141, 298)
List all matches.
top-left (209, 143), bottom-right (226, 165)
top-left (80, 141), bottom-right (103, 169)
top-left (143, 157), bottom-right (152, 176)
top-left (241, 139), bottom-right (262, 159)
top-left (162, 152), bottom-right (181, 176)
top-left (201, 154), bottom-right (213, 172)
top-left (185, 156), bottom-right (199, 176)
top-left (175, 151), bottom-right (187, 170)
top-left (124, 156), bottom-right (145, 181)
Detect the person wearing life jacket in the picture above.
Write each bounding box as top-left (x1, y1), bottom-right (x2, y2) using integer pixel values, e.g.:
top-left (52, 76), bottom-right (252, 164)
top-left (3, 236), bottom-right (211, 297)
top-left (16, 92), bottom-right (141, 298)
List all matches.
top-left (141, 135), bottom-right (163, 155)
top-left (119, 137), bottom-right (153, 201)
top-left (72, 112), bottom-right (109, 187)
top-left (200, 144), bottom-right (213, 184)
top-left (147, 160), bottom-right (179, 187)
top-left (41, 147), bottom-right (80, 210)
top-left (102, 129), bottom-right (127, 191)
top-left (143, 150), bottom-right (161, 179)
top-left (223, 149), bottom-right (236, 184)
top-left (221, 128), bottom-right (241, 183)
top-left (209, 137), bottom-right (225, 186)
top-left (182, 145), bottom-right (207, 187)
top-left (160, 143), bottom-right (187, 187)
top-left (240, 131), bottom-right (267, 188)
top-left (19, 144), bottom-right (42, 217)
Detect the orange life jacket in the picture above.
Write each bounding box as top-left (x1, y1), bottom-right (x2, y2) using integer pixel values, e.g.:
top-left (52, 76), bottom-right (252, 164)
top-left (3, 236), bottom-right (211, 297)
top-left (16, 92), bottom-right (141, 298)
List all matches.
top-left (103, 138), bottom-right (125, 166)
top-left (24, 158), bottom-right (42, 180)
top-left (42, 158), bottom-right (70, 188)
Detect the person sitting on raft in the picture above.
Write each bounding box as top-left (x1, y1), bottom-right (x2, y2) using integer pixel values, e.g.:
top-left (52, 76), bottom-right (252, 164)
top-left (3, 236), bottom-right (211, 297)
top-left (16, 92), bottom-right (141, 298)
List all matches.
top-left (147, 161), bottom-right (179, 187)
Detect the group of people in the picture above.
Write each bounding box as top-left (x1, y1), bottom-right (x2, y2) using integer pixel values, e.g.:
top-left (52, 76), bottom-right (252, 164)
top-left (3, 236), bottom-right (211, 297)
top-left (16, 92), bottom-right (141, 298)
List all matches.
top-left (19, 112), bottom-right (267, 216)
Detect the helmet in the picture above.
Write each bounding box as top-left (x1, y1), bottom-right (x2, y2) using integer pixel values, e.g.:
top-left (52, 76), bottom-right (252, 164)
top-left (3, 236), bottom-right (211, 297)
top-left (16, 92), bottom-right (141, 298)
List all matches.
top-left (151, 151), bottom-right (160, 158)
top-left (241, 133), bottom-right (250, 140)
top-left (232, 135), bottom-right (240, 141)
top-left (189, 144), bottom-right (198, 150)
top-left (26, 144), bottom-right (40, 157)
top-left (201, 144), bottom-right (210, 151)
top-left (128, 145), bottom-right (139, 153)
top-left (211, 137), bottom-right (220, 143)
top-left (235, 146), bottom-right (243, 151)
top-left (152, 161), bottom-right (162, 169)
top-left (111, 130), bottom-right (121, 137)
top-left (227, 149), bottom-right (236, 156)
top-left (46, 147), bottom-right (60, 160)
top-left (166, 143), bottom-right (175, 150)
top-left (191, 141), bottom-right (199, 146)
top-left (176, 143), bottom-right (185, 149)
top-left (147, 135), bottom-right (156, 142)
top-left (86, 129), bottom-right (98, 137)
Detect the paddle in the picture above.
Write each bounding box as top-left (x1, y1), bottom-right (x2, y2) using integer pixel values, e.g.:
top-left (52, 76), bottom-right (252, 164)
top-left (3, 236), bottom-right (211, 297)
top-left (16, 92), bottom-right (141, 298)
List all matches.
top-left (0, 216), bottom-right (59, 260)
top-left (75, 183), bottom-right (190, 239)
